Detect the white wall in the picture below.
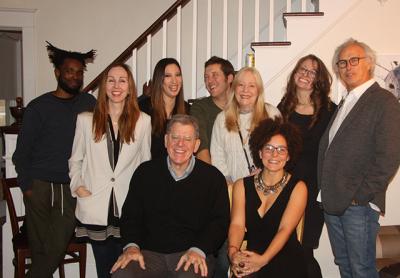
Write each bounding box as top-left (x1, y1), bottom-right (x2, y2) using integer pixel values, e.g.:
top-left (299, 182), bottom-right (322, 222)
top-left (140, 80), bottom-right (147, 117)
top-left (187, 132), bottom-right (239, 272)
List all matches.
top-left (0, 0), bottom-right (175, 101)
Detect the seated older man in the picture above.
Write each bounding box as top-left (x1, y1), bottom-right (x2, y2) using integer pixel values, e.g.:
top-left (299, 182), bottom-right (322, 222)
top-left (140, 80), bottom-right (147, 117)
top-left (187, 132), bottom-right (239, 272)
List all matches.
top-left (111, 114), bottom-right (230, 278)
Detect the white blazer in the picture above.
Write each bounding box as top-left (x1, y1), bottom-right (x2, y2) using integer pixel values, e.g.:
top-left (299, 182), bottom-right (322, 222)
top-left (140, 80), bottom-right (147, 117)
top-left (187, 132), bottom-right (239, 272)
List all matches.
top-left (69, 112), bottom-right (151, 225)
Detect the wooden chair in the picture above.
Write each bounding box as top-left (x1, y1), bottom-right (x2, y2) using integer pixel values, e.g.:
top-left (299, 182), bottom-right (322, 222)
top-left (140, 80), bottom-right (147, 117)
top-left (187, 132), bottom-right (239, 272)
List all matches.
top-left (2, 178), bottom-right (87, 278)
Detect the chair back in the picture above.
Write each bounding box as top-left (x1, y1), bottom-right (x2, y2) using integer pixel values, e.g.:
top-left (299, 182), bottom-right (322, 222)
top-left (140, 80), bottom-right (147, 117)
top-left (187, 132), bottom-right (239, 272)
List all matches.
top-left (2, 178), bottom-right (25, 237)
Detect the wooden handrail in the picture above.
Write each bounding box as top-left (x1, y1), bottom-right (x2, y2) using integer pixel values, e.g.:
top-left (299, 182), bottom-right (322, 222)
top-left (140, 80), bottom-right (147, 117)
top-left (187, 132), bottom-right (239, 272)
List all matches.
top-left (83, 0), bottom-right (192, 93)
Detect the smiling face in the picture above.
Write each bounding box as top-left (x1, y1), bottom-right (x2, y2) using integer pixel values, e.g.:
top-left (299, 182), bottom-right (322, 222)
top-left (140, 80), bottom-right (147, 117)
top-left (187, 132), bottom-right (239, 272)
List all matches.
top-left (165, 123), bottom-right (200, 170)
top-left (234, 70), bottom-right (259, 111)
top-left (56, 58), bottom-right (84, 96)
top-left (338, 44), bottom-right (372, 91)
top-left (162, 63), bottom-right (183, 99)
top-left (259, 134), bottom-right (289, 173)
top-left (294, 58), bottom-right (318, 92)
top-left (204, 63), bottom-right (233, 98)
top-left (106, 66), bottom-right (129, 105)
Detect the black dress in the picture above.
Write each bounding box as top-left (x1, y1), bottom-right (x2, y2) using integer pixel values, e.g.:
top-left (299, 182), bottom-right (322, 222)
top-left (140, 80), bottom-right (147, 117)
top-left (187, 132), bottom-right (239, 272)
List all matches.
top-left (286, 105), bottom-right (336, 249)
top-left (244, 175), bottom-right (307, 278)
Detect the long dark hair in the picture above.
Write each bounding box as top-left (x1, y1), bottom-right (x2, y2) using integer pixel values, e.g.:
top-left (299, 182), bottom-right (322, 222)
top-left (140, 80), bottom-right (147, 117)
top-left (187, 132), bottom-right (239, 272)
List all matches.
top-left (279, 54), bottom-right (332, 128)
top-left (150, 58), bottom-right (187, 135)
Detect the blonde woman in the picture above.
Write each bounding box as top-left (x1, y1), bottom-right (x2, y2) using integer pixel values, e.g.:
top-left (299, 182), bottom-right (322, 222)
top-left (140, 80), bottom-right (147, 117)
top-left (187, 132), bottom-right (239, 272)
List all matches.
top-left (210, 67), bottom-right (281, 185)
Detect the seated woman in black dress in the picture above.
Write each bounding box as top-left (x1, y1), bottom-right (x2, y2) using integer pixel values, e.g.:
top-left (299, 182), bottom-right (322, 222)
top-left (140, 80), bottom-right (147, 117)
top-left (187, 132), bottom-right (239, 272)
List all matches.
top-left (139, 58), bottom-right (190, 158)
top-left (228, 118), bottom-right (307, 278)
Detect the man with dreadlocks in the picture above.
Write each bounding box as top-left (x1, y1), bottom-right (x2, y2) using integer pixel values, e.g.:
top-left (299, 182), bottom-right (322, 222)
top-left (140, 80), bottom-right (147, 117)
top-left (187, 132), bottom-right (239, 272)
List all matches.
top-left (12, 42), bottom-right (97, 277)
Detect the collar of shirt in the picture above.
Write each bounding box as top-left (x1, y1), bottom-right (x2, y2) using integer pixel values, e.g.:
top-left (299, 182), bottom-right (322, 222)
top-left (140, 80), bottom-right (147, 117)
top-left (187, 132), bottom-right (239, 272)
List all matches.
top-left (167, 155), bottom-right (196, 181)
top-left (344, 78), bottom-right (375, 101)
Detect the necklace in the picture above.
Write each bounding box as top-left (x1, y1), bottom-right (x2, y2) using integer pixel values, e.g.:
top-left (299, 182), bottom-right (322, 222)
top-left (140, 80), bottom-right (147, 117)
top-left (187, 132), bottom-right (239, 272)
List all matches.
top-left (254, 171), bottom-right (289, 196)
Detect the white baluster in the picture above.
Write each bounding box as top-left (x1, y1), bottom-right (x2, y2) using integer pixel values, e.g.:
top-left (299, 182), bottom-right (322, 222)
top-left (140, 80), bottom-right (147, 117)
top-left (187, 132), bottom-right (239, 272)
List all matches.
top-left (287, 0), bottom-right (291, 12)
top-left (176, 5), bottom-right (182, 63)
top-left (269, 0), bottom-right (274, 41)
top-left (146, 34), bottom-right (151, 82)
top-left (131, 48), bottom-right (137, 84)
top-left (301, 0), bottom-right (306, 12)
top-left (237, 0), bottom-right (243, 69)
top-left (162, 19), bottom-right (167, 58)
top-left (206, 0), bottom-right (212, 59)
top-left (254, 0), bottom-right (260, 42)
top-left (192, 0), bottom-right (198, 99)
top-left (223, 0), bottom-right (228, 59)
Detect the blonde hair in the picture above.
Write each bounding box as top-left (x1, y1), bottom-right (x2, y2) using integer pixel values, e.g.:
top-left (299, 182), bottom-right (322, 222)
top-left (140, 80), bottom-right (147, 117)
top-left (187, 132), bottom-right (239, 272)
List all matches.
top-left (224, 67), bottom-right (269, 132)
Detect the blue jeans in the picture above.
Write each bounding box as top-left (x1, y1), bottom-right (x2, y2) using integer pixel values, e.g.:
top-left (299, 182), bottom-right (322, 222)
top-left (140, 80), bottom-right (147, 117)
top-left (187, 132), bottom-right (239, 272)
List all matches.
top-left (324, 205), bottom-right (380, 278)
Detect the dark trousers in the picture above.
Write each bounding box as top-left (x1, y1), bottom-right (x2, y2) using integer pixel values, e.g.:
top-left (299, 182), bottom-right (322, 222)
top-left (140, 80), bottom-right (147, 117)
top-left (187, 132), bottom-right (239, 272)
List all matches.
top-left (91, 238), bottom-right (123, 278)
top-left (112, 250), bottom-right (216, 278)
top-left (213, 240), bottom-right (229, 278)
top-left (23, 180), bottom-right (76, 278)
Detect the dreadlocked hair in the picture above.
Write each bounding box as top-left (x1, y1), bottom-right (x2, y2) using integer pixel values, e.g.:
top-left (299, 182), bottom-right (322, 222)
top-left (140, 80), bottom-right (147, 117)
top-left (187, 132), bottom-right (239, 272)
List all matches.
top-left (46, 41), bottom-right (96, 69)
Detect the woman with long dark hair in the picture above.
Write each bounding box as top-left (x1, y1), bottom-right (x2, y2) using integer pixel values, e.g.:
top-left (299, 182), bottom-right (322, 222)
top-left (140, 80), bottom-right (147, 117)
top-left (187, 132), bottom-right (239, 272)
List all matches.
top-left (69, 64), bottom-right (151, 278)
top-left (139, 58), bottom-right (189, 158)
top-left (278, 54), bottom-right (337, 278)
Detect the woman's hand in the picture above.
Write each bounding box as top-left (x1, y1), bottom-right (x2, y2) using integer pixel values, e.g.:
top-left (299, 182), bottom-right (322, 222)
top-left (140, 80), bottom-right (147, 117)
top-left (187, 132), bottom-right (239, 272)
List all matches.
top-left (230, 251), bottom-right (252, 277)
top-left (236, 250), bottom-right (267, 276)
top-left (75, 186), bottom-right (92, 198)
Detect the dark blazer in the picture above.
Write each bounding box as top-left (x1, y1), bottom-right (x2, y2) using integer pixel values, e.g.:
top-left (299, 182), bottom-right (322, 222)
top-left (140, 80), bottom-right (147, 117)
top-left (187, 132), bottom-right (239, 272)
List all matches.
top-left (318, 82), bottom-right (400, 215)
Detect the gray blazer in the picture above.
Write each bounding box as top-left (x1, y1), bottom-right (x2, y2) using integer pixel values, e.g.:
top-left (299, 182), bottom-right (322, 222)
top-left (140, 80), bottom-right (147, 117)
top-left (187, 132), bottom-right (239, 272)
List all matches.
top-left (318, 82), bottom-right (400, 215)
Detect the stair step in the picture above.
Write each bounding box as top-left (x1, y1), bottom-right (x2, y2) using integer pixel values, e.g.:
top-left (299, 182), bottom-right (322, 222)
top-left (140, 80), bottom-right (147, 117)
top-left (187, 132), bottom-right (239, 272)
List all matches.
top-left (251, 41), bottom-right (291, 50)
top-left (283, 12), bottom-right (324, 27)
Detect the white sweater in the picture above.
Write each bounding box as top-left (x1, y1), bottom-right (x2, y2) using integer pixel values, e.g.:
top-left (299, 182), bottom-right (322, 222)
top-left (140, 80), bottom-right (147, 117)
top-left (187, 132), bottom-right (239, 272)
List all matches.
top-left (210, 103), bottom-right (280, 183)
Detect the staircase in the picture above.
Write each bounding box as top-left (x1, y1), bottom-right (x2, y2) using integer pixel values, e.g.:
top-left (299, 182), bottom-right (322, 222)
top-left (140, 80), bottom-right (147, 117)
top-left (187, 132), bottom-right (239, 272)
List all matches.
top-left (83, 0), bottom-right (362, 104)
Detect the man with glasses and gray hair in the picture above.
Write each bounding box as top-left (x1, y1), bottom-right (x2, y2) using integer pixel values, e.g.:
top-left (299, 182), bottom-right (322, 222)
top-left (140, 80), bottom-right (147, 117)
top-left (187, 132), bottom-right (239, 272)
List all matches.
top-left (111, 114), bottom-right (230, 278)
top-left (318, 38), bottom-right (400, 277)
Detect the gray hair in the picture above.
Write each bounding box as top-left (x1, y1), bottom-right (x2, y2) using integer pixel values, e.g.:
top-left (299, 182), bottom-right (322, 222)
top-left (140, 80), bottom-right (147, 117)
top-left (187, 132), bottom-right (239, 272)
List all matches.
top-left (166, 114), bottom-right (200, 139)
top-left (332, 38), bottom-right (376, 76)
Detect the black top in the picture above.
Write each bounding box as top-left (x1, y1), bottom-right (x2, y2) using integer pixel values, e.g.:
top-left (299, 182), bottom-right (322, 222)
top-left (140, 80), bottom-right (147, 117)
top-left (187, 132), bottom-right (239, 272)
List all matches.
top-left (120, 157), bottom-right (230, 255)
top-left (244, 175), bottom-right (306, 277)
top-left (139, 96), bottom-right (190, 159)
top-left (280, 103), bottom-right (337, 248)
top-left (13, 92), bottom-right (96, 191)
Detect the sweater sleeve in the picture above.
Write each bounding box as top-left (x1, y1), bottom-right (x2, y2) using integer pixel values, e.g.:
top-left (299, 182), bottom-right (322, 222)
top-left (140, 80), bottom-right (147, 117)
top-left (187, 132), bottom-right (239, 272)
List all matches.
top-left (68, 114), bottom-right (87, 197)
top-left (265, 102), bottom-right (282, 119)
top-left (12, 105), bottom-right (43, 192)
top-left (194, 170), bottom-right (230, 254)
top-left (210, 112), bottom-right (230, 179)
top-left (120, 165), bottom-right (146, 247)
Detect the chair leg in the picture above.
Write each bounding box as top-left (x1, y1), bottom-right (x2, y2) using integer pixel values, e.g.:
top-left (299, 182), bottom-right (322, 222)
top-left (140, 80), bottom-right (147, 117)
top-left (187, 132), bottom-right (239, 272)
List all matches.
top-left (16, 254), bottom-right (26, 278)
top-left (80, 248), bottom-right (87, 278)
top-left (58, 264), bottom-right (65, 278)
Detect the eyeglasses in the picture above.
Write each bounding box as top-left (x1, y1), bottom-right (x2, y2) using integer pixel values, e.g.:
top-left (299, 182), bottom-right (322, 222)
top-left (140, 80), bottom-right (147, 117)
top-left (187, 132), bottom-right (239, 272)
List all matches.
top-left (296, 67), bottom-right (317, 79)
top-left (262, 144), bottom-right (288, 156)
top-left (336, 57), bottom-right (366, 69)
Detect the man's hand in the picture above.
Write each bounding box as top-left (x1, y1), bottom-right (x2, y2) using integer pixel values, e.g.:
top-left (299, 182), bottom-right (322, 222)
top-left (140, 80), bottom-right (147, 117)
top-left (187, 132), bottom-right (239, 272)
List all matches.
top-left (176, 249), bottom-right (208, 277)
top-left (75, 186), bottom-right (92, 198)
top-left (110, 246), bottom-right (145, 274)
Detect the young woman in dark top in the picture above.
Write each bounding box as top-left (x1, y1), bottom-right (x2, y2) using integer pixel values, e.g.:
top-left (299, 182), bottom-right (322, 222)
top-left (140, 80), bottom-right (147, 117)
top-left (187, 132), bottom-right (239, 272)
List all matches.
top-left (139, 58), bottom-right (190, 158)
top-left (278, 54), bottom-right (337, 278)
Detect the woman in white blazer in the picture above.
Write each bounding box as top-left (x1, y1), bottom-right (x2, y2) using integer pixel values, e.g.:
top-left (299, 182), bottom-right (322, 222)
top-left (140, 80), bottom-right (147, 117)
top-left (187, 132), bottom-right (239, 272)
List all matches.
top-left (69, 64), bottom-right (151, 278)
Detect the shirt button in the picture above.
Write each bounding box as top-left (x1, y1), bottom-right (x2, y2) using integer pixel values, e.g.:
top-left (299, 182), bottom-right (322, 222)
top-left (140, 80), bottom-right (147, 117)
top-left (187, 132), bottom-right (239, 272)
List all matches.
top-left (111, 178), bottom-right (115, 182)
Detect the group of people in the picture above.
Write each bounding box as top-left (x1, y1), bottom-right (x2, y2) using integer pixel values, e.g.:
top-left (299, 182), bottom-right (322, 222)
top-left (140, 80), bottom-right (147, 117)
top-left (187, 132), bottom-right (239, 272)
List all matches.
top-left (11, 37), bottom-right (400, 278)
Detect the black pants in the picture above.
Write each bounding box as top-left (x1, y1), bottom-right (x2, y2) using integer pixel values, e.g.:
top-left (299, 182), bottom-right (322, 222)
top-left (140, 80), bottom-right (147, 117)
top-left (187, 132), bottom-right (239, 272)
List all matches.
top-left (23, 180), bottom-right (76, 278)
top-left (91, 238), bottom-right (123, 278)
